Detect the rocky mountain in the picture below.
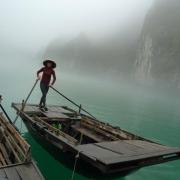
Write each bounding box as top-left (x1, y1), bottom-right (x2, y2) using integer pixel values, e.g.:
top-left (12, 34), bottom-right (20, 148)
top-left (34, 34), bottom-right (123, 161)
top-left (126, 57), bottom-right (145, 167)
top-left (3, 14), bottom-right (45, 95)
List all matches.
top-left (135, 0), bottom-right (180, 86)
top-left (44, 29), bottom-right (139, 80)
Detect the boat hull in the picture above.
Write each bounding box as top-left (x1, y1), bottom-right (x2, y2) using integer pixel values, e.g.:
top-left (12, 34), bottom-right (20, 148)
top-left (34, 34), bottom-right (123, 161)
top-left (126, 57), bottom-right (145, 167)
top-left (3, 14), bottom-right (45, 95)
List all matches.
top-left (12, 103), bottom-right (180, 174)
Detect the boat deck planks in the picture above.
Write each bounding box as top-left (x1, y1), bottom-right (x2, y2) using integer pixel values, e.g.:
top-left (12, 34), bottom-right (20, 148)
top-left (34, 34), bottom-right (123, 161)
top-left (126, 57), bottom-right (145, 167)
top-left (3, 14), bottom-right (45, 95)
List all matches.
top-left (14, 104), bottom-right (74, 119)
top-left (12, 103), bottom-right (180, 174)
top-left (0, 111), bottom-right (44, 180)
top-left (71, 125), bottom-right (107, 142)
top-left (76, 140), bottom-right (180, 165)
top-left (43, 111), bottom-right (70, 119)
top-left (14, 104), bottom-right (73, 114)
top-left (0, 162), bottom-right (44, 180)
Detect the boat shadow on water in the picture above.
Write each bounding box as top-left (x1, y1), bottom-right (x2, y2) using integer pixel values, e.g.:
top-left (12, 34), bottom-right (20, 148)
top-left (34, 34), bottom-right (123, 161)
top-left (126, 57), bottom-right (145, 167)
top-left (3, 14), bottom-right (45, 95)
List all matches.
top-left (23, 132), bottom-right (137, 179)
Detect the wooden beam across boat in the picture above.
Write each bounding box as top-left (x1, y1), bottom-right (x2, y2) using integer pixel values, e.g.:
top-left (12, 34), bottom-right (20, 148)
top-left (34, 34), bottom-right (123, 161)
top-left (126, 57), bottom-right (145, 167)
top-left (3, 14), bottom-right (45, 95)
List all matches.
top-left (12, 103), bottom-right (180, 174)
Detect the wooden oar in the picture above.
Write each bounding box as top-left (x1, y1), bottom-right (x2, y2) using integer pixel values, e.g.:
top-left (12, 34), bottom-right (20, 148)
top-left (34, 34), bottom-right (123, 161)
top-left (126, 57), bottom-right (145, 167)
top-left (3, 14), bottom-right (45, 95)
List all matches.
top-left (50, 86), bottom-right (96, 119)
top-left (13, 79), bottom-right (39, 124)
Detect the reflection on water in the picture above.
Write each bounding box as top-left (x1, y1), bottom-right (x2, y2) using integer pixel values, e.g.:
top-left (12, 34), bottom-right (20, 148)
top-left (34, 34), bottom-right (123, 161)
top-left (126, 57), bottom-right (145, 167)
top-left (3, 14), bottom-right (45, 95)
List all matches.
top-left (1, 58), bottom-right (180, 180)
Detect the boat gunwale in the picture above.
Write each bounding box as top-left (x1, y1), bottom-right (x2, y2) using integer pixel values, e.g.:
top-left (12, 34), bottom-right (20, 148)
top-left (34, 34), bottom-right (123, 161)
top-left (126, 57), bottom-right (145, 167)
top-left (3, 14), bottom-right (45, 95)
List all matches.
top-left (14, 108), bottom-right (78, 147)
top-left (11, 102), bottom-right (180, 174)
top-left (12, 103), bottom-right (155, 143)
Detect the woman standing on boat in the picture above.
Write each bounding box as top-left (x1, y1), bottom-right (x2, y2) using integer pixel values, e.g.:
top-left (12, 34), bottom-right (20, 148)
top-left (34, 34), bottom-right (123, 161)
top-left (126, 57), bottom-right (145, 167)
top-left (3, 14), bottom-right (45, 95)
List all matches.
top-left (37, 60), bottom-right (56, 111)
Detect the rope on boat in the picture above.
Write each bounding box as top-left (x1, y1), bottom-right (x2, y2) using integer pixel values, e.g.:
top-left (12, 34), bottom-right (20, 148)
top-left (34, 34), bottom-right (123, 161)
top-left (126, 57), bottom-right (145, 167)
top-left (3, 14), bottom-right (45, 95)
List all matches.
top-left (71, 133), bottom-right (83, 180)
top-left (13, 79), bottom-right (39, 124)
top-left (50, 86), bottom-right (97, 119)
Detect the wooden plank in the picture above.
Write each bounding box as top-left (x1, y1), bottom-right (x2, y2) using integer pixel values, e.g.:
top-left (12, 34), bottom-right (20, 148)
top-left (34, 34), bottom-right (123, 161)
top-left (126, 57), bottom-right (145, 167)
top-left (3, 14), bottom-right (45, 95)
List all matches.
top-left (77, 143), bottom-right (120, 160)
top-left (0, 116), bottom-right (26, 162)
top-left (0, 152), bottom-right (7, 166)
top-left (42, 111), bottom-right (69, 119)
top-left (0, 111), bottom-right (44, 179)
top-left (0, 114), bottom-right (30, 155)
top-left (98, 148), bottom-right (180, 165)
top-left (0, 169), bottom-right (6, 178)
top-left (124, 140), bottom-right (169, 151)
top-left (40, 117), bottom-right (67, 122)
top-left (0, 143), bottom-right (11, 165)
top-left (15, 163), bottom-right (44, 180)
top-left (72, 125), bottom-right (107, 142)
top-left (0, 120), bottom-right (26, 162)
top-left (94, 141), bottom-right (143, 154)
top-left (81, 121), bottom-right (119, 141)
top-left (0, 177), bottom-right (7, 180)
top-left (82, 118), bottom-right (130, 139)
top-left (34, 116), bottom-right (78, 144)
top-left (4, 167), bottom-right (21, 180)
top-left (0, 178), bottom-right (7, 180)
top-left (13, 104), bottom-right (39, 112)
top-left (76, 140), bottom-right (180, 165)
top-left (13, 103), bottom-right (73, 114)
top-left (3, 136), bottom-right (21, 163)
top-left (5, 134), bottom-right (26, 162)
top-left (0, 162), bottom-right (44, 180)
top-left (50, 106), bottom-right (74, 114)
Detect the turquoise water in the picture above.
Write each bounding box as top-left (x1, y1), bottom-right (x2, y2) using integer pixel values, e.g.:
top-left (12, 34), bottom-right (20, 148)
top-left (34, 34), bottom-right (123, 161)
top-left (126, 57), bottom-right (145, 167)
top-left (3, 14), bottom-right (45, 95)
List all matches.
top-left (1, 59), bottom-right (180, 180)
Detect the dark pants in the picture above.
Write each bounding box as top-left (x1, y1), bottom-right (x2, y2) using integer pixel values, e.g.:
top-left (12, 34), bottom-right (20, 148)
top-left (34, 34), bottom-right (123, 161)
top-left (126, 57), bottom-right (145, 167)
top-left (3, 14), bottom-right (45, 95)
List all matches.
top-left (39, 82), bottom-right (49, 107)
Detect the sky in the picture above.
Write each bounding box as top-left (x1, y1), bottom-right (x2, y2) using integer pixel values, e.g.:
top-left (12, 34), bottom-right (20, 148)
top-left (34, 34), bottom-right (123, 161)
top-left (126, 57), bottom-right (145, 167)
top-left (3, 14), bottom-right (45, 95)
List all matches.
top-left (0, 0), bottom-right (153, 53)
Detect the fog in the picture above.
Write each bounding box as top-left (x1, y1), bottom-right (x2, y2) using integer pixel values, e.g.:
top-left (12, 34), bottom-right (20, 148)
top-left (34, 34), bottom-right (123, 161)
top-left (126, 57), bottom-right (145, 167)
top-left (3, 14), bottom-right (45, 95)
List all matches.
top-left (1, 0), bottom-right (180, 89)
top-left (0, 0), bottom-right (153, 53)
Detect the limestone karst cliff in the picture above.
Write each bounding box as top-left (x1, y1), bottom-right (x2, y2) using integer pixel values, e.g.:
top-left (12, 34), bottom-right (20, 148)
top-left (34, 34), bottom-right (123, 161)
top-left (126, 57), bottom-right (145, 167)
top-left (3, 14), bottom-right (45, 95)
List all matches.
top-left (135, 0), bottom-right (180, 86)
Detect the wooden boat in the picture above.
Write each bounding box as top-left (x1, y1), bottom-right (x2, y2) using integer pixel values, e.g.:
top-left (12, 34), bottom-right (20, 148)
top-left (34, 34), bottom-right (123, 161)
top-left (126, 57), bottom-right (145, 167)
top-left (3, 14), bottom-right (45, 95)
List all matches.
top-left (12, 103), bottom-right (180, 174)
top-left (0, 112), bottom-right (44, 180)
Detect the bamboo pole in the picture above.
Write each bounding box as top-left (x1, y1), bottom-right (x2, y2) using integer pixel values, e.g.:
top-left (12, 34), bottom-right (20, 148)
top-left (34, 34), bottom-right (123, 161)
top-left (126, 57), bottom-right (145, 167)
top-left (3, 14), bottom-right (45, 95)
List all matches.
top-left (0, 152), bottom-right (6, 166)
top-left (13, 79), bottom-right (39, 124)
top-left (0, 143), bottom-right (11, 164)
top-left (0, 115), bottom-right (31, 163)
top-left (0, 114), bottom-right (30, 154)
top-left (0, 124), bottom-right (21, 163)
top-left (50, 86), bottom-right (96, 119)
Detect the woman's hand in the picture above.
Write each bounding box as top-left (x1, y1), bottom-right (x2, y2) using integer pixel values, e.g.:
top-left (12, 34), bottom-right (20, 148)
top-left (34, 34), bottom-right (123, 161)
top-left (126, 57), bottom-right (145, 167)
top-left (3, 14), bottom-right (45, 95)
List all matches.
top-left (37, 75), bottom-right (41, 80)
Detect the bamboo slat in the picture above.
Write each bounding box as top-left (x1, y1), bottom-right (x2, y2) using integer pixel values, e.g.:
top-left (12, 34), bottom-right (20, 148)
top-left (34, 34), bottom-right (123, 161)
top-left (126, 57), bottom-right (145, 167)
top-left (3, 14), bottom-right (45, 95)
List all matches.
top-left (0, 143), bottom-right (11, 165)
top-left (0, 115), bottom-right (29, 150)
top-left (0, 152), bottom-right (6, 166)
top-left (34, 116), bottom-right (78, 144)
top-left (0, 114), bottom-right (30, 160)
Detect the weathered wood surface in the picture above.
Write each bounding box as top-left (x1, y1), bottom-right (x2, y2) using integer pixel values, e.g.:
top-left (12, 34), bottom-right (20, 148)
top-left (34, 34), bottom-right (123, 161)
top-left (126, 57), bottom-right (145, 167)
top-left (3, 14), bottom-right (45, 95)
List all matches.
top-left (0, 112), bottom-right (44, 180)
top-left (0, 162), bottom-right (44, 180)
top-left (0, 114), bottom-right (31, 165)
top-left (13, 103), bottom-right (78, 120)
top-left (12, 103), bottom-right (180, 173)
top-left (72, 125), bottom-right (107, 142)
top-left (76, 140), bottom-right (180, 165)
top-left (13, 104), bottom-right (73, 115)
top-left (0, 113), bottom-right (30, 152)
top-left (34, 116), bottom-right (78, 144)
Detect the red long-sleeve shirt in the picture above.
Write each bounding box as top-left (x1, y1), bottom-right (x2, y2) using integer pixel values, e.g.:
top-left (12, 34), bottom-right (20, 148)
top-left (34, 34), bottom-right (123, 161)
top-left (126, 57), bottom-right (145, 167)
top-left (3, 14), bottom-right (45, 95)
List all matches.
top-left (37, 67), bottom-right (56, 85)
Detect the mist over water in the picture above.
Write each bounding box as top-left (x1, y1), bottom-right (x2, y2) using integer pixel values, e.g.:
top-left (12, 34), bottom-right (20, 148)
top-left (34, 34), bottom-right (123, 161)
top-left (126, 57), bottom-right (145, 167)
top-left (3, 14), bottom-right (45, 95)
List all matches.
top-left (1, 57), bottom-right (180, 180)
top-left (1, 0), bottom-right (180, 179)
top-left (0, 0), bottom-right (153, 83)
